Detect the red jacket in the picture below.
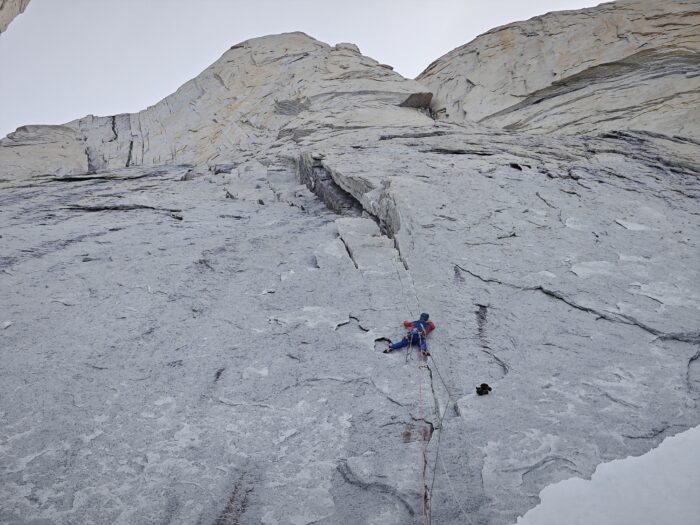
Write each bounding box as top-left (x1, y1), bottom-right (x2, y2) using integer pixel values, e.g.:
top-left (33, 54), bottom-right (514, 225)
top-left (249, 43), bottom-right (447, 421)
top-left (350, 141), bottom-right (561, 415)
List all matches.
top-left (403, 320), bottom-right (436, 335)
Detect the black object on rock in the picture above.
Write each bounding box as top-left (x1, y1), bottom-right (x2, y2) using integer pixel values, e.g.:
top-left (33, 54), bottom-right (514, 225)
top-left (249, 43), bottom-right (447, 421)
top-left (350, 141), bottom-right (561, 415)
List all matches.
top-left (476, 383), bottom-right (492, 396)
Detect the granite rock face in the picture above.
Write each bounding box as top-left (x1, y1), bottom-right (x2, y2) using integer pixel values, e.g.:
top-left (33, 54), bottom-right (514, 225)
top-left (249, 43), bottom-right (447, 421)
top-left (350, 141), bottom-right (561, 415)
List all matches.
top-left (0, 32), bottom-right (432, 179)
top-left (2, 4), bottom-right (700, 525)
top-left (418, 0), bottom-right (700, 139)
top-left (0, 0), bottom-right (30, 33)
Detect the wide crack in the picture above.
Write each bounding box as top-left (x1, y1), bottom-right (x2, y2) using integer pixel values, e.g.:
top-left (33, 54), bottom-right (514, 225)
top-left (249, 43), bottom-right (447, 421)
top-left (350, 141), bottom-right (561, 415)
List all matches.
top-left (295, 154), bottom-right (363, 216)
top-left (293, 153), bottom-right (403, 240)
top-left (293, 152), bottom-right (441, 520)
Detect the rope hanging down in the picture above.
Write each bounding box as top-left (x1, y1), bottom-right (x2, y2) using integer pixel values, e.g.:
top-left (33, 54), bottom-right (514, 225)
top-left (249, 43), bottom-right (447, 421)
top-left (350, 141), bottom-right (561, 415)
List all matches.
top-left (405, 332), bottom-right (472, 525)
top-left (425, 353), bottom-right (473, 524)
top-left (414, 336), bottom-right (430, 525)
top-left (395, 296), bottom-right (466, 522)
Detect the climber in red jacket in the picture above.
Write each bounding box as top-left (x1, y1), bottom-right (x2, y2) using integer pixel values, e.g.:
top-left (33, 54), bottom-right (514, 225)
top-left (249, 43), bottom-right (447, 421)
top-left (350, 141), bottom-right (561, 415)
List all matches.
top-left (383, 313), bottom-right (436, 357)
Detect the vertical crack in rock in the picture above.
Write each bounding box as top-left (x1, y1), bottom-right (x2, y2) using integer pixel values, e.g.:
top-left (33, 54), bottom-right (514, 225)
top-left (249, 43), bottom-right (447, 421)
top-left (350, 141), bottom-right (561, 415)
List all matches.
top-left (425, 365), bottom-right (441, 428)
top-left (453, 264), bottom-right (466, 284)
top-left (338, 234), bottom-right (359, 269)
top-left (475, 304), bottom-right (509, 377)
top-left (414, 384), bottom-right (435, 523)
top-left (688, 349), bottom-right (700, 393)
top-left (126, 140), bottom-right (134, 167)
top-left (476, 304), bottom-right (488, 345)
top-left (294, 154), bottom-right (442, 506)
top-left (84, 147), bottom-right (97, 174)
top-left (393, 237), bottom-right (410, 271)
top-left (109, 116), bottom-right (118, 142)
top-left (294, 152), bottom-right (417, 313)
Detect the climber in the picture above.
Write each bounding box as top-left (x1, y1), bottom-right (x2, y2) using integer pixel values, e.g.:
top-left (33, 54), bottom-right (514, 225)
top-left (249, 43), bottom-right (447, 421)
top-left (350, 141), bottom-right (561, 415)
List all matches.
top-left (383, 313), bottom-right (436, 357)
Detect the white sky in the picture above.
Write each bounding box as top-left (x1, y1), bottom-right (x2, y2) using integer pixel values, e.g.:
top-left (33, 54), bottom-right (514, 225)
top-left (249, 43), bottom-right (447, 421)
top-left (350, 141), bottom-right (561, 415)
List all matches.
top-left (0, 0), bottom-right (603, 137)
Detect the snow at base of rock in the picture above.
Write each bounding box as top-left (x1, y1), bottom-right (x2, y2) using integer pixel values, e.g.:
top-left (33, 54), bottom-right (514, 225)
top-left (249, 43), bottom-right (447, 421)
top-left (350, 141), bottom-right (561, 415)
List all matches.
top-left (516, 424), bottom-right (700, 525)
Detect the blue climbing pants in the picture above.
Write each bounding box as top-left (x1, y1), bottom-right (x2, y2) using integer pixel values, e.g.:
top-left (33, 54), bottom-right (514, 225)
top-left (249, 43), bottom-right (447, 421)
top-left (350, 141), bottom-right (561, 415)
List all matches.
top-left (389, 333), bottom-right (426, 352)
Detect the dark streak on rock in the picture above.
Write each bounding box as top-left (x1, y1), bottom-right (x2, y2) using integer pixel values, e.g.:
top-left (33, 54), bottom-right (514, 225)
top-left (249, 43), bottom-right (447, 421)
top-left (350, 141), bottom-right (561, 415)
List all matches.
top-left (533, 286), bottom-right (700, 343)
top-left (504, 456), bottom-right (579, 482)
top-left (109, 116), bottom-right (117, 142)
top-left (453, 264), bottom-right (516, 287)
top-left (687, 349), bottom-right (700, 392)
top-left (196, 258), bottom-right (215, 271)
top-left (339, 235), bottom-right (359, 269)
top-left (65, 204), bottom-right (182, 213)
top-left (336, 460), bottom-right (415, 517)
top-left (219, 214), bottom-right (248, 220)
top-left (622, 425), bottom-right (670, 440)
top-left (296, 156), bottom-right (364, 217)
top-left (474, 304), bottom-right (509, 376)
top-left (214, 473), bottom-right (254, 525)
top-left (535, 191), bottom-right (556, 208)
top-left (456, 265), bottom-right (700, 344)
top-left (379, 131), bottom-right (448, 141)
top-left (125, 140), bottom-right (134, 168)
top-left (428, 148), bottom-right (494, 156)
top-left (53, 172), bottom-right (152, 182)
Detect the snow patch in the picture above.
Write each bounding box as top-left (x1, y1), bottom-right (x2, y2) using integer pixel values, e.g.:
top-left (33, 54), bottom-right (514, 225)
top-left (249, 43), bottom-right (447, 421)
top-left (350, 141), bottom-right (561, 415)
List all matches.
top-left (515, 425), bottom-right (700, 525)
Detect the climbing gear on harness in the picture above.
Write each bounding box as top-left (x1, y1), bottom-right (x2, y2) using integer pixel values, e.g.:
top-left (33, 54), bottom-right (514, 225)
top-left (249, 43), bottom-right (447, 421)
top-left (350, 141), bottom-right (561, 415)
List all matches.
top-left (476, 383), bottom-right (492, 396)
top-left (383, 315), bottom-right (435, 358)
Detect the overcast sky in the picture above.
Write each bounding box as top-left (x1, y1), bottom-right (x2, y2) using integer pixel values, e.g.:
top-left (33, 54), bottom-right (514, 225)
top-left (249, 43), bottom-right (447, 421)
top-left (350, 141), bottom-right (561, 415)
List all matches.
top-left (0, 0), bottom-right (603, 137)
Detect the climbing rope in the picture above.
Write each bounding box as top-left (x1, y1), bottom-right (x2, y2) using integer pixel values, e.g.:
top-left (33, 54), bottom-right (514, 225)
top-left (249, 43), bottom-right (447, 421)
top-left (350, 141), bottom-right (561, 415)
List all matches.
top-left (425, 353), bottom-right (473, 525)
top-left (405, 333), bottom-right (413, 364)
top-left (438, 451), bottom-right (473, 524)
top-left (390, 296), bottom-right (456, 523)
top-left (392, 257), bottom-right (417, 319)
top-left (427, 354), bottom-right (450, 394)
top-left (417, 359), bottom-right (430, 525)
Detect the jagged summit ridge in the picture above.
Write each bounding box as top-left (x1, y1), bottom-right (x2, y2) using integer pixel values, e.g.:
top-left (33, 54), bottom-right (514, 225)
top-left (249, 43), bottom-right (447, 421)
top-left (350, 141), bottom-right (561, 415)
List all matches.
top-left (0, 32), bottom-right (432, 178)
top-left (418, 0), bottom-right (700, 138)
